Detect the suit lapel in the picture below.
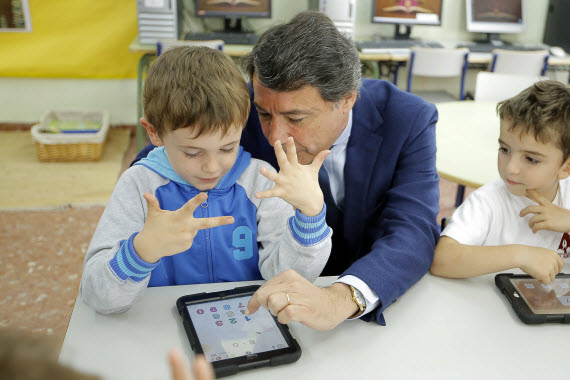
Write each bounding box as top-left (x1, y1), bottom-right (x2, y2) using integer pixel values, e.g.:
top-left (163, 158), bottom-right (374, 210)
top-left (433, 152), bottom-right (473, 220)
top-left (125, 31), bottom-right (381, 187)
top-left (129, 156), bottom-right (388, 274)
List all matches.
top-left (344, 86), bottom-right (384, 237)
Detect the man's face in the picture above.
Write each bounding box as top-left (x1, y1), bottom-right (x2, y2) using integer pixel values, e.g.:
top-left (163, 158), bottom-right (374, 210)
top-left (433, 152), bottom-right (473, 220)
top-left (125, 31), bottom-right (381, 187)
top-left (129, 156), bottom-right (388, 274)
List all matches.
top-left (158, 126), bottom-right (242, 191)
top-left (498, 120), bottom-right (570, 201)
top-left (252, 74), bottom-right (356, 165)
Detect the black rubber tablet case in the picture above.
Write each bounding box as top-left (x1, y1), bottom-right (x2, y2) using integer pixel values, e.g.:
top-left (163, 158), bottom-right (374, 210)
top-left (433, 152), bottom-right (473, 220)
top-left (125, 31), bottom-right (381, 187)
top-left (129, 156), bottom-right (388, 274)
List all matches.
top-left (176, 285), bottom-right (302, 378)
top-left (495, 273), bottom-right (570, 324)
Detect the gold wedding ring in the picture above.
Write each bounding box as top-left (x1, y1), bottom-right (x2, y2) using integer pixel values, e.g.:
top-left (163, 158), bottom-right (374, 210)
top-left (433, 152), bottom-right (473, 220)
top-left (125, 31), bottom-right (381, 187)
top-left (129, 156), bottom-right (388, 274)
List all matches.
top-left (286, 293), bottom-right (291, 304)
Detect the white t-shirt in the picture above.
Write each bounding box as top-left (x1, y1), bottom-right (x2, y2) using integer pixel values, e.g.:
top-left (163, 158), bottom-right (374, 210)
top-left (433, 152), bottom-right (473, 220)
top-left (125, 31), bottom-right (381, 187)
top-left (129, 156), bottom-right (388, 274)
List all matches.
top-left (442, 178), bottom-right (570, 263)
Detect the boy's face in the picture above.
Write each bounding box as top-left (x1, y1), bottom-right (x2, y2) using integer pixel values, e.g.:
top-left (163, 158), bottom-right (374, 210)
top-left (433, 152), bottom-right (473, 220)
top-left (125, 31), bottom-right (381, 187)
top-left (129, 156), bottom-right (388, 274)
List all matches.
top-left (143, 119), bottom-right (242, 191)
top-left (498, 120), bottom-right (570, 201)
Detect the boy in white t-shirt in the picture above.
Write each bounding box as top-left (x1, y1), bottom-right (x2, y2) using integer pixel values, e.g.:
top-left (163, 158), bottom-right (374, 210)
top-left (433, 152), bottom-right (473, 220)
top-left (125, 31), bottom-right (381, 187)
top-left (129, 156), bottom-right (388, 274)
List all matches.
top-left (431, 80), bottom-right (570, 284)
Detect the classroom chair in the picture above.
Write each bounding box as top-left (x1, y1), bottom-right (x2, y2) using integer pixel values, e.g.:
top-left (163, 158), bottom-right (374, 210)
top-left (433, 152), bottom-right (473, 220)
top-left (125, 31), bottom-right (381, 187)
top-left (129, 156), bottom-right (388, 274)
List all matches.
top-left (136, 39), bottom-right (225, 151)
top-left (406, 47), bottom-right (469, 103)
top-left (474, 72), bottom-right (548, 102)
top-left (490, 49), bottom-right (550, 76)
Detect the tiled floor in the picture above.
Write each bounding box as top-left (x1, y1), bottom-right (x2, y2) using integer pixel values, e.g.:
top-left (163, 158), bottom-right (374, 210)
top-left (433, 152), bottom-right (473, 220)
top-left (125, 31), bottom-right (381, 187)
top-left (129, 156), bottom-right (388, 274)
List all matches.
top-left (0, 128), bottom-right (472, 354)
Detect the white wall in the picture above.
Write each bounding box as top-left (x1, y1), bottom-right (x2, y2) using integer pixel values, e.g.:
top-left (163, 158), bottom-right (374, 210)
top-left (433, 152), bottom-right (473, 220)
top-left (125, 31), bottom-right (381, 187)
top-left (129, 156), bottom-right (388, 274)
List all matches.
top-left (0, 78), bottom-right (138, 125)
top-left (0, 0), bottom-right (554, 125)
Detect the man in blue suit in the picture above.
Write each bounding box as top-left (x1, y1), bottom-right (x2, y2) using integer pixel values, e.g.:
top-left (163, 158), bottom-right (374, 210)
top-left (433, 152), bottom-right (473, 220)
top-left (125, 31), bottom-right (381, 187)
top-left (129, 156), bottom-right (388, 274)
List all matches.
top-left (135, 11), bottom-right (440, 330)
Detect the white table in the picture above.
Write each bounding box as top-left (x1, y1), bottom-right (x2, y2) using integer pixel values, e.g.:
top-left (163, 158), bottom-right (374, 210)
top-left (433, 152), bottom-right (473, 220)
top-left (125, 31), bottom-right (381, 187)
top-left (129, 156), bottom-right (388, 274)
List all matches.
top-left (59, 271), bottom-right (568, 380)
top-left (436, 101), bottom-right (500, 189)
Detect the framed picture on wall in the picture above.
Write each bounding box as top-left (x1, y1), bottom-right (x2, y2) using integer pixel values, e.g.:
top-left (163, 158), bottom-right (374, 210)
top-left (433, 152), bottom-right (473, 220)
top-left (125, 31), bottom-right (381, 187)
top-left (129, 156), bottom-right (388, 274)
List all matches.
top-left (0, 0), bottom-right (31, 32)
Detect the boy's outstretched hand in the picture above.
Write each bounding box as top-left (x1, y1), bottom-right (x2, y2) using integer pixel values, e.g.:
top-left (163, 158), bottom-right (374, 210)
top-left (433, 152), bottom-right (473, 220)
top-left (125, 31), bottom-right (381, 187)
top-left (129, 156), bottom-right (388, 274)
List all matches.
top-left (520, 189), bottom-right (570, 233)
top-left (134, 192), bottom-right (234, 263)
top-left (255, 136), bottom-right (330, 217)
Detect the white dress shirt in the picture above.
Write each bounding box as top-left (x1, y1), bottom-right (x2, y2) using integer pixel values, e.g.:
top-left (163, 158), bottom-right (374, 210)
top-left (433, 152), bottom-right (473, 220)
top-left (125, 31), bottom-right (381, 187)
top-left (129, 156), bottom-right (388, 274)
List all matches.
top-left (323, 111), bottom-right (381, 318)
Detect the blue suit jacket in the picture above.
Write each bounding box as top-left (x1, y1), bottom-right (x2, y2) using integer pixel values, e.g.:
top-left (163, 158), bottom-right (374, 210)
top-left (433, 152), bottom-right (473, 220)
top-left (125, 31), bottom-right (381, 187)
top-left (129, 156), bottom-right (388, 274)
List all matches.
top-left (134, 79), bottom-right (440, 325)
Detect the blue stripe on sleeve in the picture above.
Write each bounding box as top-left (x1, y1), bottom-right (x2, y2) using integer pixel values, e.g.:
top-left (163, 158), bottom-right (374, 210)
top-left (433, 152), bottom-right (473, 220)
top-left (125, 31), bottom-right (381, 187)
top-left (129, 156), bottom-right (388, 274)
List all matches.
top-left (108, 233), bottom-right (157, 282)
top-left (288, 204), bottom-right (331, 246)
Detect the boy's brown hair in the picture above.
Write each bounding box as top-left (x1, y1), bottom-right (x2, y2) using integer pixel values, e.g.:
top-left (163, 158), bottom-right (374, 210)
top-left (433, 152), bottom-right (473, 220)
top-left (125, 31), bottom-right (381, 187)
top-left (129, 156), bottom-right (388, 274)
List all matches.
top-left (497, 80), bottom-right (570, 162)
top-left (143, 46), bottom-right (250, 137)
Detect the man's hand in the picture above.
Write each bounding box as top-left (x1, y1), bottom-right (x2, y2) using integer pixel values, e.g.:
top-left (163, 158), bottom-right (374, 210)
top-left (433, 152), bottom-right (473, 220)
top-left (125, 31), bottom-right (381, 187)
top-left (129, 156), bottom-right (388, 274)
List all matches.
top-left (515, 245), bottom-right (564, 284)
top-left (520, 189), bottom-right (570, 233)
top-left (134, 192), bottom-right (234, 263)
top-left (169, 349), bottom-right (215, 380)
top-left (255, 137), bottom-right (329, 217)
top-left (244, 270), bottom-right (358, 331)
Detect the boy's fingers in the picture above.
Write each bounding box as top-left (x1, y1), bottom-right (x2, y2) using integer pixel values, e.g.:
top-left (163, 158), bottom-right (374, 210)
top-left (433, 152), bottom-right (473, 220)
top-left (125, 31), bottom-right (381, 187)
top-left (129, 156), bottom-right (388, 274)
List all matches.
top-left (194, 216), bottom-right (234, 230)
top-left (143, 193), bottom-right (161, 212)
top-left (310, 150), bottom-right (331, 170)
top-left (519, 205), bottom-right (541, 217)
top-left (169, 348), bottom-right (191, 380)
top-left (255, 188), bottom-right (279, 200)
top-left (193, 355), bottom-right (215, 380)
top-left (260, 167), bottom-right (279, 183)
top-left (273, 140), bottom-right (289, 168)
top-left (531, 221), bottom-right (546, 233)
top-left (284, 136), bottom-right (298, 165)
top-left (527, 214), bottom-right (545, 228)
top-left (558, 257), bottom-right (565, 272)
top-left (526, 189), bottom-right (547, 205)
top-left (182, 193), bottom-right (207, 214)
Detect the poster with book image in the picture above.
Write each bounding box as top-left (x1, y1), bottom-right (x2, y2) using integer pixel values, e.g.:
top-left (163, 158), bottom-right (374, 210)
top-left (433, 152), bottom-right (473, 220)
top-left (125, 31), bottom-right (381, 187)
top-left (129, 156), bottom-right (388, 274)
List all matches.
top-left (0, 0), bottom-right (31, 32)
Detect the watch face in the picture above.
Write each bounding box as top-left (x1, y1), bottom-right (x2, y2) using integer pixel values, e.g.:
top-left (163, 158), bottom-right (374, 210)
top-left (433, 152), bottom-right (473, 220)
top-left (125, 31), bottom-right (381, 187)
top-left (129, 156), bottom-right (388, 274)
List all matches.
top-left (352, 287), bottom-right (365, 309)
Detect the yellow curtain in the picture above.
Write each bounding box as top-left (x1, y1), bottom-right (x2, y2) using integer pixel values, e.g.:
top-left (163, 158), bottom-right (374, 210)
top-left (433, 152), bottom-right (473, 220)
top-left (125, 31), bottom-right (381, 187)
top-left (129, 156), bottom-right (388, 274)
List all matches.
top-left (0, 0), bottom-right (143, 78)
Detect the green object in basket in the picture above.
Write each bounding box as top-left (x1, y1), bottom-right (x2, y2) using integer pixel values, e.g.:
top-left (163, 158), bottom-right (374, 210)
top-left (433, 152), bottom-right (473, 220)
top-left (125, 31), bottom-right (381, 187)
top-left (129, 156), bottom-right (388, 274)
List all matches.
top-left (45, 120), bottom-right (102, 133)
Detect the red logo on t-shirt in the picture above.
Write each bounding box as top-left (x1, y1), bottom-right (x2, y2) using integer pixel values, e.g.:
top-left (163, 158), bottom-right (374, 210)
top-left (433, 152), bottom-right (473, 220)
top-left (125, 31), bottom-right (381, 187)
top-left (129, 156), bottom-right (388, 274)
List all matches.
top-left (557, 233), bottom-right (570, 259)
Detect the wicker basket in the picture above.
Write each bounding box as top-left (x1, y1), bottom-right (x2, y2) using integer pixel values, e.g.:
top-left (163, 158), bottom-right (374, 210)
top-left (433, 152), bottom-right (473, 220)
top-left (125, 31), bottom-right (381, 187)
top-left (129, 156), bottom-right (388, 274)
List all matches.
top-left (31, 109), bottom-right (110, 162)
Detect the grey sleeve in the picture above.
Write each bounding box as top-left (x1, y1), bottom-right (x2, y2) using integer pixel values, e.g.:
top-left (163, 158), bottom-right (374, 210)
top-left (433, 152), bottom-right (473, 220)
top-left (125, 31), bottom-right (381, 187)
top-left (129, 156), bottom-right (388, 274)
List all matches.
top-left (79, 166), bottom-right (167, 314)
top-left (237, 159), bottom-right (332, 283)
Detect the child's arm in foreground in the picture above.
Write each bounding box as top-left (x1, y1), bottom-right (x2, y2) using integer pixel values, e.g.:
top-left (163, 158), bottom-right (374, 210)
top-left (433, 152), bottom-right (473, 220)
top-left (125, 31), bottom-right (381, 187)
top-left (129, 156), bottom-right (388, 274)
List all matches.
top-left (431, 236), bottom-right (564, 284)
top-left (80, 167), bottom-right (233, 314)
top-left (254, 137), bottom-right (332, 282)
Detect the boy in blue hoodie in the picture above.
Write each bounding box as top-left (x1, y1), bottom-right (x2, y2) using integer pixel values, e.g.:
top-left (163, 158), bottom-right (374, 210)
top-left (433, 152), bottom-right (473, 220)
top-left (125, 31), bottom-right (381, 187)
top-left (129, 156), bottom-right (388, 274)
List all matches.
top-left (80, 46), bottom-right (331, 314)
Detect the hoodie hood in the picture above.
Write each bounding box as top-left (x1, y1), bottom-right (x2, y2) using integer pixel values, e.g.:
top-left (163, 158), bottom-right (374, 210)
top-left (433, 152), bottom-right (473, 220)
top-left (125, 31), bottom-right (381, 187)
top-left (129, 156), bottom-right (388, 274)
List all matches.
top-left (135, 146), bottom-right (251, 191)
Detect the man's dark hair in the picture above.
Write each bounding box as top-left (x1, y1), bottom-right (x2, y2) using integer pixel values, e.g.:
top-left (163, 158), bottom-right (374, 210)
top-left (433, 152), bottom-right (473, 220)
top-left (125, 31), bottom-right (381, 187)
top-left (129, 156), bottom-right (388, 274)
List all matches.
top-left (242, 11), bottom-right (362, 102)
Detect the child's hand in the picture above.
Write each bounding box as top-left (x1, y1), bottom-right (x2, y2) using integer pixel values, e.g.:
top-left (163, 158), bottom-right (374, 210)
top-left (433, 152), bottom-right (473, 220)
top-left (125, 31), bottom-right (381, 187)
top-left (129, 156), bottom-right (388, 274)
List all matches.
top-left (516, 245), bottom-right (564, 284)
top-left (255, 137), bottom-right (330, 216)
top-left (169, 349), bottom-right (214, 380)
top-left (134, 192), bottom-right (234, 263)
top-left (520, 189), bottom-right (570, 233)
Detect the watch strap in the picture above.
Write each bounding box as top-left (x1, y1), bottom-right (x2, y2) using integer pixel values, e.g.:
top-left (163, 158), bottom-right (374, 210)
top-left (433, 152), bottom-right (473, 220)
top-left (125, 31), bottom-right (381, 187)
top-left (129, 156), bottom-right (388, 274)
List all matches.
top-left (348, 285), bottom-right (366, 319)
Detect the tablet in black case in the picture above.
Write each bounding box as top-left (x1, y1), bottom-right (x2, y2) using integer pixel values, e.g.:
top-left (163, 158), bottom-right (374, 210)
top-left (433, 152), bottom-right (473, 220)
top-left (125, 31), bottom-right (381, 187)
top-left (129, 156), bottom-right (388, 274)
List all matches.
top-left (176, 285), bottom-right (302, 378)
top-left (495, 273), bottom-right (570, 324)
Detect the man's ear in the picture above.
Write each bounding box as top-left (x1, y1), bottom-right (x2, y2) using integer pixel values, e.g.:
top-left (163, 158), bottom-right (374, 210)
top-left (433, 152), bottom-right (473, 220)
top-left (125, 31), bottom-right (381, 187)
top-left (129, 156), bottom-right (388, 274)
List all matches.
top-left (340, 90), bottom-right (357, 114)
top-left (558, 157), bottom-right (570, 180)
top-left (140, 117), bottom-right (164, 146)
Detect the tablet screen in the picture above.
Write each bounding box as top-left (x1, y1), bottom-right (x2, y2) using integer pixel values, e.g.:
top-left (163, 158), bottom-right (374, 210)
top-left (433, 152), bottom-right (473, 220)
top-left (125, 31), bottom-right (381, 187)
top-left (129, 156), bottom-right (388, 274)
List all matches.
top-left (510, 278), bottom-right (570, 314)
top-left (186, 295), bottom-right (289, 362)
